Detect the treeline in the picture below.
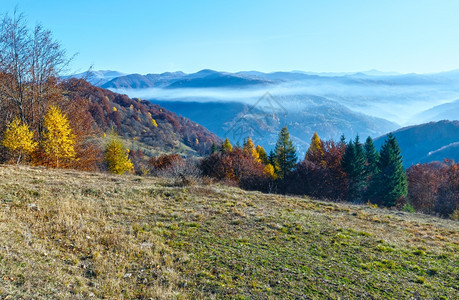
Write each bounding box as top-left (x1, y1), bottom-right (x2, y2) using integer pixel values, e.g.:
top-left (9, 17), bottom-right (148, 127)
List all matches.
top-left (197, 126), bottom-right (458, 219)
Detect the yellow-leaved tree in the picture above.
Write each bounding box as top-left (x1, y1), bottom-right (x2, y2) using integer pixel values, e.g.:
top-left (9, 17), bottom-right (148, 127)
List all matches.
top-left (2, 118), bottom-right (38, 164)
top-left (221, 138), bottom-right (233, 153)
top-left (305, 131), bottom-right (324, 165)
top-left (43, 105), bottom-right (76, 168)
top-left (243, 137), bottom-right (260, 162)
top-left (104, 134), bottom-right (134, 175)
top-left (256, 145), bottom-right (269, 165)
top-left (263, 163), bottom-right (277, 179)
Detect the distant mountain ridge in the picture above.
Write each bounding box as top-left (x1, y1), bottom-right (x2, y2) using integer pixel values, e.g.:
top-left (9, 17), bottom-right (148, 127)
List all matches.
top-left (75, 68), bottom-right (459, 90)
top-left (374, 120), bottom-right (459, 167)
top-left (63, 70), bottom-right (126, 86)
top-left (100, 69), bottom-right (275, 89)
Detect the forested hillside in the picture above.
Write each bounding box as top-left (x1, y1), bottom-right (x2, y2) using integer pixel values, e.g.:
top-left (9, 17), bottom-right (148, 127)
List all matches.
top-left (62, 79), bottom-right (220, 157)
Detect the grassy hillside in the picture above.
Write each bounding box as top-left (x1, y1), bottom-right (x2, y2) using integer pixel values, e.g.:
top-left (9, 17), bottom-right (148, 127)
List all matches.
top-left (0, 165), bottom-right (457, 299)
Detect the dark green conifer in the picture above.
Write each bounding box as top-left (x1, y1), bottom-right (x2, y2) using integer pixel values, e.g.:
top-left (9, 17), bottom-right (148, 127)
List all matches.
top-left (371, 133), bottom-right (407, 207)
top-left (268, 149), bottom-right (276, 166)
top-left (363, 136), bottom-right (379, 178)
top-left (341, 135), bottom-right (366, 202)
top-left (210, 142), bottom-right (218, 154)
top-left (274, 126), bottom-right (297, 179)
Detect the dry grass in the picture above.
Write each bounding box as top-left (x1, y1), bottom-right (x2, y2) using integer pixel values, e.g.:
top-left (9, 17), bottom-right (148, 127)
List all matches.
top-left (0, 164), bottom-right (457, 299)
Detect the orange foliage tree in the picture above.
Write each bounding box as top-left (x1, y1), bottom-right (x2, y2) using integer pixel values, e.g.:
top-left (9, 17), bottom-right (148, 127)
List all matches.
top-left (407, 161), bottom-right (458, 217)
top-left (201, 147), bottom-right (269, 191)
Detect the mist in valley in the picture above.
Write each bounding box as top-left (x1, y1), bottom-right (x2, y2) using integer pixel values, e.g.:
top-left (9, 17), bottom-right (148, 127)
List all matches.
top-left (110, 76), bottom-right (459, 126)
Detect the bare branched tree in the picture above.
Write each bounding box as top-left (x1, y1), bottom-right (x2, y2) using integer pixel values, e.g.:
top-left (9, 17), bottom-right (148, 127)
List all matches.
top-left (0, 9), bottom-right (72, 132)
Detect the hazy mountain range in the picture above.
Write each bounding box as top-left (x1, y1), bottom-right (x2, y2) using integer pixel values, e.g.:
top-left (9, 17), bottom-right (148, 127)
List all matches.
top-left (81, 68), bottom-right (459, 124)
top-left (63, 70), bottom-right (126, 86)
top-left (68, 69), bottom-right (459, 162)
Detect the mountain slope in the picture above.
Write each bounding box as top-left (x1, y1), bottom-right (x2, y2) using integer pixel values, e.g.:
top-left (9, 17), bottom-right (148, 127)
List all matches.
top-left (412, 99), bottom-right (459, 123)
top-left (63, 70), bottom-right (126, 86)
top-left (423, 142), bottom-right (459, 164)
top-left (101, 72), bottom-right (186, 89)
top-left (374, 120), bottom-right (459, 167)
top-left (102, 69), bottom-right (274, 89)
top-left (0, 165), bottom-right (457, 298)
top-left (165, 73), bottom-right (272, 88)
top-left (63, 79), bottom-right (220, 156)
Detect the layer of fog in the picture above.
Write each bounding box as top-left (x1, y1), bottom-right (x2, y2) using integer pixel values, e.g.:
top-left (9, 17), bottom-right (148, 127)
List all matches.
top-left (110, 80), bottom-right (459, 125)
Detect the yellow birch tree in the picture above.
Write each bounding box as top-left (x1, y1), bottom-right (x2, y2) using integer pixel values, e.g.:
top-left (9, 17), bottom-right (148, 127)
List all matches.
top-left (43, 105), bottom-right (76, 168)
top-left (305, 131), bottom-right (324, 165)
top-left (243, 137), bottom-right (260, 162)
top-left (2, 118), bottom-right (37, 164)
top-left (221, 138), bottom-right (233, 153)
top-left (263, 163), bottom-right (277, 179)
top-left (105, 135), bottom-right (134, 175)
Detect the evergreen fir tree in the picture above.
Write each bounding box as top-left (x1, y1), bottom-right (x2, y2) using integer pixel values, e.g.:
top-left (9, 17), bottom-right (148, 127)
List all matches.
top-left (210, 142), bottom-right (218, 154)
top-left (341, 135), bottom-right (366, 202)
top-left (339, 134), bottom-right (346, 147)
top-left (371, 133), bottom-right (407, 207)
top-left (363, 136), bottom-right (380, 201)
top-left (268, 149), bottom-right (276, 166)
top-left (364, 136), bottom-right (379, 178)
top-left (274, 126), bottom-right (297, 179)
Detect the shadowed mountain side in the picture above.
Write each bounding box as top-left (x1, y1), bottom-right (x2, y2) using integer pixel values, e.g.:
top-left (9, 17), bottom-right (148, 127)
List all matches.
top-left (420, 142), bottom-right (459, 164)
top-left (374, 120), bottom-right (459, 167)
top-left (102, 69), bottom-right (274, 89)
top-left (101, 72), bottom-right (187, 89)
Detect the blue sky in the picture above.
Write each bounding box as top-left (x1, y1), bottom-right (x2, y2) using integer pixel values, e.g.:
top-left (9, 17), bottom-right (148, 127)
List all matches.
top-left (3, 0), bottom-right (459, 74)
